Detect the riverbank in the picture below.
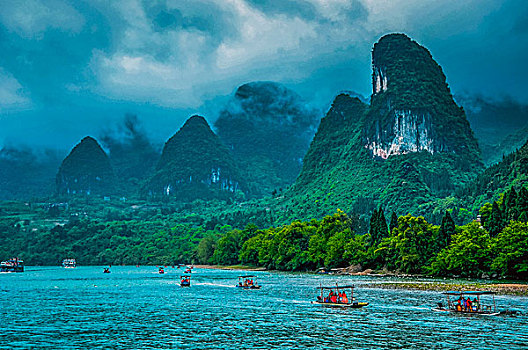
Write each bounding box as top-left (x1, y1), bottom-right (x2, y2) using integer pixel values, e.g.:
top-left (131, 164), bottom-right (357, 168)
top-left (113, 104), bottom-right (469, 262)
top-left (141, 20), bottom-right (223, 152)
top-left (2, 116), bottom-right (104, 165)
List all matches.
top-left (366, 281), bottom-right (528, 296)
top-left (193, 264), bottom-right (266, 271)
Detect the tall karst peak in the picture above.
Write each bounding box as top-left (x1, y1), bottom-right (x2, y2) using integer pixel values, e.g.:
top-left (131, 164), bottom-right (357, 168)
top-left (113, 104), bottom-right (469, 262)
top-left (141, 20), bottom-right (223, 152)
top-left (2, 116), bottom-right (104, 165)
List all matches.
top-left (365, 33), bottom-right (481, 163)
top-left (287, 33), bottom-right (483, 220)
top-left (214, 81), bottom-right (320, 197)
top-left (56, 136), bottom-right (115, 195)
top-left (294, 93), bottom-right (367, 190)
top-left (147, 115), bottom-right (244, 200)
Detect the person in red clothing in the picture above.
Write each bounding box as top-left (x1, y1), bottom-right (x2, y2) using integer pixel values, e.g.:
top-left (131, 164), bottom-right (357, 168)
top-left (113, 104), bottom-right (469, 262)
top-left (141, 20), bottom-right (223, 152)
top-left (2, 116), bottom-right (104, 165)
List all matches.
top-left (340, 292), bottom-right (349, 304)
top-left (330, 291), bottom-right (338, 303)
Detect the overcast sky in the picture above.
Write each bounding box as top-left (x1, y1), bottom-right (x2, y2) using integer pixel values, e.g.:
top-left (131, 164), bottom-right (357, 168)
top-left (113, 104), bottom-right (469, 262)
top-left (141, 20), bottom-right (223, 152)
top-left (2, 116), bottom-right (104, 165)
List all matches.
top-left (0, 0), bottom-right (527, 150)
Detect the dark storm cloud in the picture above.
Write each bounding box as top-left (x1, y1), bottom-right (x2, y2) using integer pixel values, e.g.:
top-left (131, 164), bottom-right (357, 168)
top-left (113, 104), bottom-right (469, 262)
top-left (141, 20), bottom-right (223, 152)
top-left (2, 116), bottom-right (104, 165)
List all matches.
top-left (0, 1), bottom-right (111, 104)
top-left (0, 0), bottom-right (527, 151)
top-left (244, 0), bottom-right (319, 20)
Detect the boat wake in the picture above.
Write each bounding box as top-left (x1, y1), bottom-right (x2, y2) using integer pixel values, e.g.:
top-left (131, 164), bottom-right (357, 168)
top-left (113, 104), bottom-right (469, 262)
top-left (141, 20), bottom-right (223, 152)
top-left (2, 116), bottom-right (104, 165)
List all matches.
top-left (194, 282), bottom-right (234, 288)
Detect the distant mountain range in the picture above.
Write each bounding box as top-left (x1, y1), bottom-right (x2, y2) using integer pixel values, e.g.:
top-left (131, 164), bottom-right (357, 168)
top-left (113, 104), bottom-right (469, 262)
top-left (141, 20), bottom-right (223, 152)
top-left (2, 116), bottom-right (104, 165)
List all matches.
top-left (0, 33), bottom-right (526, 222)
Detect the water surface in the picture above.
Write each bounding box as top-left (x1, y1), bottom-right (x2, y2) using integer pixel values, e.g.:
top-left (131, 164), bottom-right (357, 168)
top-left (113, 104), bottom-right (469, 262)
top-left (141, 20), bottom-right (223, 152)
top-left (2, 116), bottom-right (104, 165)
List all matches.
top-left (1, 267), bottom-right (527, 349)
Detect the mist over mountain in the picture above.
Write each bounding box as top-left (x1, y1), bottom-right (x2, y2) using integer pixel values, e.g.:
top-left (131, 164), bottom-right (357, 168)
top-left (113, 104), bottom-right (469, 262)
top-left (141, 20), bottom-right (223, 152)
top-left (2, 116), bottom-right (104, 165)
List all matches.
top-left (214, 81), bottom-right (321, 197)
top-left (0, 146), bottom-right (62, 200)
top-left (458, 95), bottom-right (528, 165)
top-left (100, 114), bottom-right (160, 194)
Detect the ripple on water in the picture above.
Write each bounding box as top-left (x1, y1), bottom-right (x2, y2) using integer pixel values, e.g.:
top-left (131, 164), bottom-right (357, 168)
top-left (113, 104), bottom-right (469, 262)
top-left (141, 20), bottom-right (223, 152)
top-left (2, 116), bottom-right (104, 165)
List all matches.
top-left (1, 267), bottom-right (527, 349)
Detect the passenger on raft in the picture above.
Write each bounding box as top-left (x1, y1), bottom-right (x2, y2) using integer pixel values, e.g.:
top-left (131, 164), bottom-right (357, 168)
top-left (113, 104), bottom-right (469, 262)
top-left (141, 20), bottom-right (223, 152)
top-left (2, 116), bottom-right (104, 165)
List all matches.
top-left (472, 298), bottom-right (479, 312)
top-left (323, 290), bottom-right (349, 304)
top-left (456, 297), bottom-right (463, 311)
top-left (339, 291), bottom-right (349, 303)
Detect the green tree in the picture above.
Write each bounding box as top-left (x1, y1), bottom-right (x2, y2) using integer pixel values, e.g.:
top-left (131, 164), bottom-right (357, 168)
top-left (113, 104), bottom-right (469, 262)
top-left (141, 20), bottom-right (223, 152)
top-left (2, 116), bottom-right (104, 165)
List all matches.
top-left (212, 229), bottom-right (243, 265)
top-left (382, 215), bottom-right (435, 274)
top-left (369, 208), bottom-right (388, 247)
top-left (479, 202), bottom-right (492, 227)
top-left (196, 234), bottom-right (218, 264)
top-left (378, 208), bottom-right (389, 242)
top-left (389, 212), bottom-right (398, 234)
top-left (435, 210), bottom-right (455, 252)
top-left (430, 222), bottom-right (492, 277)
top-left (369, 208), bottom-right (379, 245)
top-left (517, 187), bottom-right (528, 222)
top-left (504, 187), bottom-right (519, 221)
top-left (487, 201), bottom-right (504, 237)
top-left (325, 228), bottom-right (355, 268)
top-left (492, 221), bottom-right (528, 278)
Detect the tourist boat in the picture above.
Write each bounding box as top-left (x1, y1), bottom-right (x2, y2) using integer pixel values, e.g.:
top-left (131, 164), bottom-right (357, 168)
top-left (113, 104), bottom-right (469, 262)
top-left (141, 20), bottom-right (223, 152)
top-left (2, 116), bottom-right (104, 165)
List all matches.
top-left (159, 266), bottom-right (165, 274)
top-left (103, 267), bottom-right (111, 273)
top-left (62, 258), bottom-right (76, 268)
top-left (180, 275), bottom-right (191, 287)
top-left (0, 257), bottom-right (24, 273)
top-left (312, 284), bottom-right (368, 308)
top-left (432, 291), bottom-right (501, 316)
top-left (236, 275), bottom-right (261, 289)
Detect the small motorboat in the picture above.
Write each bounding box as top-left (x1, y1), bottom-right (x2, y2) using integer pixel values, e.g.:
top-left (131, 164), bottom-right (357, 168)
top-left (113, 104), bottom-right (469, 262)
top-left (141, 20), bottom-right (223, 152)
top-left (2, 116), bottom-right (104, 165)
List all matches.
top-left (312, 284), bottom-right (368, 308)
top-left (62, 258), bottom-right (77, 268)
top-left (0, 257), bottom-right (24, 273)
top-left (180, 275), bottom-right (191, 287)
top-left (432, 291), bottom-right (501, 316)
top-left (236, 275), bottom-right (261, 289)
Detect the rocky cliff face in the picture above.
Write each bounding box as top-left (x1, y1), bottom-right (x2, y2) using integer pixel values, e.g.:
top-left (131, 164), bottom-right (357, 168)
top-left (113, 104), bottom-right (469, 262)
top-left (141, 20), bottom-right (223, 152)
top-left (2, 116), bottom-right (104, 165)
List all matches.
top-left (366, 109), bottom-right (436, 159)
top-left (147, 115), bottom-right (244, 200)
top-left (56, 136), bottom-right (115, 195)
top-left (364, 34), bottom-right (480, 162)
top-left (214, 81), bottom-right (320, 197)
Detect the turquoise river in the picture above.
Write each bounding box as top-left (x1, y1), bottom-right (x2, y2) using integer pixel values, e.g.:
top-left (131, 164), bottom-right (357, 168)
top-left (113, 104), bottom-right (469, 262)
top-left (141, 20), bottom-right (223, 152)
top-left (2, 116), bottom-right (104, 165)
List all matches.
top-left (1, 267), bottom-right (527, 349)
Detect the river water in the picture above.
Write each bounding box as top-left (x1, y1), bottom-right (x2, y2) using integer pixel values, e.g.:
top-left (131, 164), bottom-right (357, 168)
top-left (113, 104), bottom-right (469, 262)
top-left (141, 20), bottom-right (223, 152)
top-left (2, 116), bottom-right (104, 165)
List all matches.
top-left (1, 267), bottom-right (527, 349)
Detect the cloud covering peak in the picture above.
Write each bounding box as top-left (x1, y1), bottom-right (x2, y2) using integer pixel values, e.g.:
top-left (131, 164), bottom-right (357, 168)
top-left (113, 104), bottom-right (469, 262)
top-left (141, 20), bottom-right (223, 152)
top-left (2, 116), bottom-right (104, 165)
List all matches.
top-left (0, 0), bottom-right (527, 149)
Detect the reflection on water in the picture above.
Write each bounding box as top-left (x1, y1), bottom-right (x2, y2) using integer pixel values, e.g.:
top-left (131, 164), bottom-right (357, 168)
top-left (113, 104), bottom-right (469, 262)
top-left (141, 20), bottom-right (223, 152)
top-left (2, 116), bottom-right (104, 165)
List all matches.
top-left (1, 267), bottom-right (527, 349)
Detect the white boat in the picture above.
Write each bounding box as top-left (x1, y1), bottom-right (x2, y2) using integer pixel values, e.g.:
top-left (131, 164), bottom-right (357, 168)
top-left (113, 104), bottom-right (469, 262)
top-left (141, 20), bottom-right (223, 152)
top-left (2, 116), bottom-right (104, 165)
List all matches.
top-left (62, 258), bottom-right (77, 268)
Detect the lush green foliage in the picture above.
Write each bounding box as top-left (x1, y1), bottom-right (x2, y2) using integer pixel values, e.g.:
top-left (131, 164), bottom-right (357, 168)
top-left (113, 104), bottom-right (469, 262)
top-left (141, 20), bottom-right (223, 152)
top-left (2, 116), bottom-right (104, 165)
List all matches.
top-left (459, 140), bottom-right (528, 211)
top-left (1, 184), bottom-right (527, 280)
top-left (208, 186), bottom-right (528, 278)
